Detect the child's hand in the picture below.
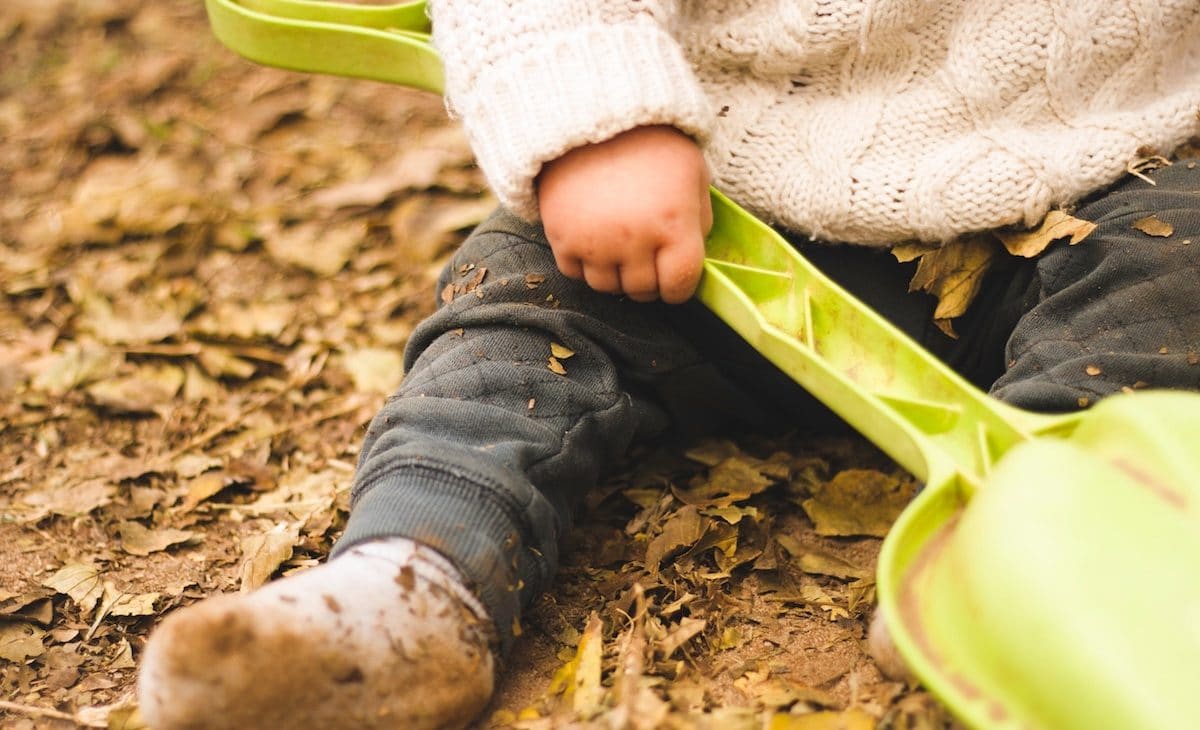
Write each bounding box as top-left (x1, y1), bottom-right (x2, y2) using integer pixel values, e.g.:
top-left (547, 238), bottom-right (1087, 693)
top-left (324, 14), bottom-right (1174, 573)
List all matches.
top-left (537, 125), bottom-right (713, 304)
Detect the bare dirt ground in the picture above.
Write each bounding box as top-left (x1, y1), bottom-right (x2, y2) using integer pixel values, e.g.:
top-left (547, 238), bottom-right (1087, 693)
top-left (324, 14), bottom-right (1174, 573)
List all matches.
top-left (1, 2), bottom-right (959, 727)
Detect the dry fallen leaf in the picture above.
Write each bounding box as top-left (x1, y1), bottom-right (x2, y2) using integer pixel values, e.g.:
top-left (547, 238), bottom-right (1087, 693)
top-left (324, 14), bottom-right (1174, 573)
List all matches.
top-left (573, 613), bottom-right (605, 718)
top-left (265, 221), bottom-right (362, 276)
top-left (100, 583), bottom-right (161, 618)
top-left (801, 469), bottom-right (915, 538)
top-left (644, 506), bottom-right (704, 575)
top-left (547, 356), bottom-right (567, 375)
top-left (550, 342), bottom-right (575, 360)
top-left (340, 347), bottom-right (403, 395)
top-left (42, 563), bottom-right (105, 614)
top-left (767, 708), bottom-right (876, 729)
top-left (674, 456), bottom-right (778, 508)
top-left (117, 521), bottom-right (200, 556)
top-left (1132, 215), bottom-right (1174, 237)
top-left (238, 522), bottom-right (302, 591)
top-left (995, 210), bottom-right (1096, 257)
top-left (86, 362), bottom-right (185, 415)
top-left (0, 622), bottom-right (47, 662)
top-left (903, 235), bottom-right (997, 338)
top-left (20, 478), bottom-right (116, 522)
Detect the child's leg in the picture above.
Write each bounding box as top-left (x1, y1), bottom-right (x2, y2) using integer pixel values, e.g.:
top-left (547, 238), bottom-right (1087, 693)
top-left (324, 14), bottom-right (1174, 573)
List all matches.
top-left (139, 210), bottom-right (752, 729)
top-left (992, 161), bottom-right (1200, 407)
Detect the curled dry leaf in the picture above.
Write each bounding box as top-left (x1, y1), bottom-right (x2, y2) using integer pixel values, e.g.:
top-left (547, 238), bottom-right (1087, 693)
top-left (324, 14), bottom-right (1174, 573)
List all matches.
top-left (995, 210), bottom-right (1097, 257)
top-left (0, 622), bottom-right (47, 662)
top-left (238, 522), bottom-right (302, 592)
top-left (898, 235), bottom-right (997, 338)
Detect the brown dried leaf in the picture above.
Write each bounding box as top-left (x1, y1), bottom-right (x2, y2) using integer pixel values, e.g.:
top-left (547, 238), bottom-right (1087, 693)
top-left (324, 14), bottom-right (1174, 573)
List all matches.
top-left (238, 522), bottom-right (301, 592)
top-left (903, 236), bottom-right (997, 337)
top-left (674, 457), bottom-right (777, 508)
top-left (658, 616), bottom-right (706, 659)
top-left (86, 362), bottom-right (185, 415)
top-left (42, 563), bottom-right (105, 614)
top-left (801, 469), bottom-right (915, 538)
top-left (389, 193), bottom-right (497, 264)
top-left (265, 221), bottom-right (362, 276)
top-left (100, 582), bottom-right (161, 618)
top-left (27, 342), bottom-right (122, 396)
top-left (77, 294), bottom-right (186, 345)
top-left (59, 155), bottom-right (198, 244)
top-left (179, 470), bottom-right (232, 512)
top-left (117, 521), bottom-right (199, 556)
top-left (797, 549), bottom-right (871, 581)
top-left (340, 347), bottom-right (403, 395)
top-left (1132, 215), bottom-right (1174, 237)
top-left (644, 506), bottom-right (703, 574)
top-left (20, 478), bottom-right (116, 522)
top-left (890, 241), bottom-right (939, 264)
top-left (0, 591), bottom-right (54, 626)
top-left (995, 210), bottom-right (1096, 257)
top-left (0, 622), bottom-right (47, 661)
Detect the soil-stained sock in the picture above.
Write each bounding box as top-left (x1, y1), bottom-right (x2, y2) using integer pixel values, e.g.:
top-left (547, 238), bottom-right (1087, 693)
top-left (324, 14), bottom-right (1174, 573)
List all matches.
top-left (137, 538), bottom-right (496, 730)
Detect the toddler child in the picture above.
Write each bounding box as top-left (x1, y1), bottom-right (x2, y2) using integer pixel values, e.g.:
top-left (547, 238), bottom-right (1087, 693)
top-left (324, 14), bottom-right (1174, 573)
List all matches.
top-left (138, 1), bottom-right (1200, 728)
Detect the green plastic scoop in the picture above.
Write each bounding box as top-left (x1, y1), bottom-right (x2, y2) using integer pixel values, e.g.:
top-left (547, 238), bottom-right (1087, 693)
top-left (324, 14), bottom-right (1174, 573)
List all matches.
top-left (203, 2), bottom-right (1200, 727)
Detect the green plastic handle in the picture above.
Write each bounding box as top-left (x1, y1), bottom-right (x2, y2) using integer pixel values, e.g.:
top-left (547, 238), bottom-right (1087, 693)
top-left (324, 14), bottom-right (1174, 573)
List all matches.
top-left (206, 0), bottom-right (441, 92)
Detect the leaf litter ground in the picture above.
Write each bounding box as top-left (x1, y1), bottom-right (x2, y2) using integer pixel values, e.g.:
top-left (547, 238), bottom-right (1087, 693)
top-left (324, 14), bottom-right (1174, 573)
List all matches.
top-left (0, 2), bottom-right (960, 727)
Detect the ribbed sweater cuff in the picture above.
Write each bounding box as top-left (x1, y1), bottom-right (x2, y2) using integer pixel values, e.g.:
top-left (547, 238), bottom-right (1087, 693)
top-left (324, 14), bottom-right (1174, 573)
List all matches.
top-left (332, 461), bottom-right (550, 652)
top-left (453, 25), bottom-right (714, 220)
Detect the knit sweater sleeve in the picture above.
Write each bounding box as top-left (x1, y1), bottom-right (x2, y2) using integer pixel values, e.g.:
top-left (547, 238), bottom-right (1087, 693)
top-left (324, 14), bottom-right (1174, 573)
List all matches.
top-left (428, 0), bottom-right (714, 220)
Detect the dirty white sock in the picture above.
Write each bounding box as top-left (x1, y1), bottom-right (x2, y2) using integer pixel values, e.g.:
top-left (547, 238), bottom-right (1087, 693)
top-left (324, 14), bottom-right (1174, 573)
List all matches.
top-left (867, 608), bottom-right (913, 682)
top-left (138, 538), bottom-right (496, 730)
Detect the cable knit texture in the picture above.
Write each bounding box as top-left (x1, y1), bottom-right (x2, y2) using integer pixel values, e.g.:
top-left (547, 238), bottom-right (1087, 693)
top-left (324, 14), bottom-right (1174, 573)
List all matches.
top-left (430, 0), bottom-right (1200, 245)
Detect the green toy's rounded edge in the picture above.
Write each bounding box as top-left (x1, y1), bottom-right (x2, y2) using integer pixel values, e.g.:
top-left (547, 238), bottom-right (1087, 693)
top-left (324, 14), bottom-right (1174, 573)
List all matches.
top-left (205, 0), bottom-right (444, 94)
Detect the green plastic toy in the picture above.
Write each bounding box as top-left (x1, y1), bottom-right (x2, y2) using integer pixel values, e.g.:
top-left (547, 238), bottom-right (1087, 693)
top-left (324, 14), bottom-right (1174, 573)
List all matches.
top-left (203, 2), bottom-right (1200, 727)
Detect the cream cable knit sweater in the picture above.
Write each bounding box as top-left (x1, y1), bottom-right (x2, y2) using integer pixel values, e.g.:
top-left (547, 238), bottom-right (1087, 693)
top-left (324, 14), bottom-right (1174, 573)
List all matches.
top-left (430, 1), bottom-right (1200, 246)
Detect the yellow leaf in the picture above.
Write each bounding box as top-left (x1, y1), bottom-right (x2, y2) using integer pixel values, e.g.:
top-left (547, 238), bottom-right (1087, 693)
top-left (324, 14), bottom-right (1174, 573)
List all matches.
top-left (905, 235), bottom-right (997, 334)
top-left (573, 613), bottom-right (605, 718)
top-left (890, 241), bottom-right (939, 264)
top-left (547, 356), bottom-right (566, 375)
top-left (550, 342), bottom-right (575, 359)
top-left (768, 708), bottom-right (876, 730)
top-left (1132, 215), bottom-right (1174, 237)
top-left (801, 469), bottom-right (915, 538)
top-left (995, 210), bottom-right (1097, 257)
